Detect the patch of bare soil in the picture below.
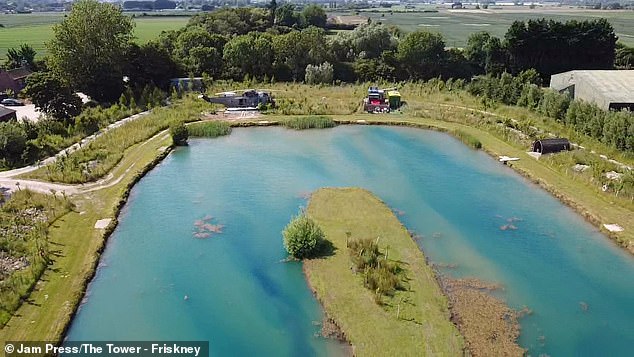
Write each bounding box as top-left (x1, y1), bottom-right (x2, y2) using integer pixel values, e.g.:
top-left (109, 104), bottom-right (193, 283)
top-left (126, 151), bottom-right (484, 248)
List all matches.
top-left (333, 15), bottom-right (368, 25)
top-left (440, 277), bottom-right (525, 356)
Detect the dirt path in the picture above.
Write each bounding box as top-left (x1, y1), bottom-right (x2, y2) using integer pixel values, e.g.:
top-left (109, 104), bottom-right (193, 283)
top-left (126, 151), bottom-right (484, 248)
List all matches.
top-left (0, 130), bottom-right (168, 196)
top-left (0, 111), bottom-right (150, 180)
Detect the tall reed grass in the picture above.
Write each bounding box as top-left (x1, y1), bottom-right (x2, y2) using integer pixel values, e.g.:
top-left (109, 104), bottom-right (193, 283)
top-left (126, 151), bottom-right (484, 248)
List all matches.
top-left (187, 121), bottom-right (232, 137)
top-left (282, 116), bottom-right (336, 130)
top-left (451, 129), bottom-right (482, 149)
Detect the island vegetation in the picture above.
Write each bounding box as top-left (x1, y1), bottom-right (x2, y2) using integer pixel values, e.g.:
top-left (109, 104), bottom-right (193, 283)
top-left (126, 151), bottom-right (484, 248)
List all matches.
top-left (282, 213), bottom-right (326, 259)
top-left (304, 187), bottom-right (465, 355)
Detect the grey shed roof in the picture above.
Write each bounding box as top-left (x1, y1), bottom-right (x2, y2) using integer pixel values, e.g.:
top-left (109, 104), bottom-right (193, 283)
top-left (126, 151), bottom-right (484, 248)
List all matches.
top-left (550, 70), bottom-right (634, 109)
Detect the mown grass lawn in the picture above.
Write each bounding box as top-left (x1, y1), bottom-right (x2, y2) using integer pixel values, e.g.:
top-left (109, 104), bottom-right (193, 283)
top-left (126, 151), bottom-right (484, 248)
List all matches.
top-left (305, 187), bottom-right (464, 356)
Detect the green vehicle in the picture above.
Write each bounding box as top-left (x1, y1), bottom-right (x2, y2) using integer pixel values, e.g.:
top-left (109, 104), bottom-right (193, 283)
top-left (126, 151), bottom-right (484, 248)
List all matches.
top-left (387, 90), bottom-right (401, 110)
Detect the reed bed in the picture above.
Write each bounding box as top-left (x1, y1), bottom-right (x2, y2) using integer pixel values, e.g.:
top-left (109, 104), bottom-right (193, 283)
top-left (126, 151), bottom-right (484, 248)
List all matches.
top-left (451, 129), bottom-right (483, 149)
top-left (187, 121), bottom-right (232, 137)
top-left (282, 116), bottom-right (336, 130)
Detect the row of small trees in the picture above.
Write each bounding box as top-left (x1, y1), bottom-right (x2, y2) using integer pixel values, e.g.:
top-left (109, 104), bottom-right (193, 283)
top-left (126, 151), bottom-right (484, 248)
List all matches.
top-left (468, 72), bottom-right (634, 152)
top-left (0, 85), bottom-right (164, 169)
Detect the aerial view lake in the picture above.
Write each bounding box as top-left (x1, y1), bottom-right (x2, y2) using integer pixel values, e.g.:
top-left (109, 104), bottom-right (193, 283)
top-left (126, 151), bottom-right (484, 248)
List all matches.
top-left (66, 126), bottom-right (634, 356)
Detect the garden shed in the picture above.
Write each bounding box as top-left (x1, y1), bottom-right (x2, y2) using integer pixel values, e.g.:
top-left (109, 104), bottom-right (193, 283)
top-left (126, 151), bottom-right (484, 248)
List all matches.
top-left (531, 138), bottom-right (571, 154)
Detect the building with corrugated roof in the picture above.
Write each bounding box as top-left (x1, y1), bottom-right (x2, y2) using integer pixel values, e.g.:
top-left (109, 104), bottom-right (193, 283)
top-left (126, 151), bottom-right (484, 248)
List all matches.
top-left (549, 70), bottom-right (634, 111)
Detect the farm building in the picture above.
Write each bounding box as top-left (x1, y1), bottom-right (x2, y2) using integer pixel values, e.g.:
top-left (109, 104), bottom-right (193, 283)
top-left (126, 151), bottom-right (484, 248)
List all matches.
top-left (0, 67), bottom-right (32, 93)
top-left (550, 70), bottom-right (634, 111)
top-left (0, 106), bottom-right (17, 122)
top-left (531, 138), bottom-right (571, 154)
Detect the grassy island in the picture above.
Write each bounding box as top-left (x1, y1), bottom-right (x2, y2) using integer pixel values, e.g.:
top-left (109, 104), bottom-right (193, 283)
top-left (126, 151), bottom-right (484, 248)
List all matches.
top-left (304, 187), bottom-right (464, 356)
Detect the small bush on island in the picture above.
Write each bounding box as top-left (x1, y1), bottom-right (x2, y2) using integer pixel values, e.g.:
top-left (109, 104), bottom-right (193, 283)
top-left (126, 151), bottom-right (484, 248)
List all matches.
top-left (282, 116), bottom-right (336, 130)
top-left (170, 122), bottom-right (188, 146)
top-left (282, 214), bottom-right (325, 259)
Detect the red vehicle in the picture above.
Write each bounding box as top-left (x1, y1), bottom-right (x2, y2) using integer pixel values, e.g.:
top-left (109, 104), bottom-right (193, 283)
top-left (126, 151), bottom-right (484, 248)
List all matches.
top-left (363, 87), bottom-right (390, 113)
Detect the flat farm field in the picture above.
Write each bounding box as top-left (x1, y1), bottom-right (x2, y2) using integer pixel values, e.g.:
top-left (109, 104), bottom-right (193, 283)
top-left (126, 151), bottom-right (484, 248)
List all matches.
top-left (330, 6), bottom-right (634, 47)
top-left (0, 13), bottom-right (190, 57)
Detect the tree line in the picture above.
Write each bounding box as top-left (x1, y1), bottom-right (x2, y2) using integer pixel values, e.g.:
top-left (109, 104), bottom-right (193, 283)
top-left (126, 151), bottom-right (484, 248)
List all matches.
top-left (468, 72), bottom-right (634, 152)
top-left (11, 0), bottom-right (624, 106)
top-left (2, 0), bottom-right (632, 168)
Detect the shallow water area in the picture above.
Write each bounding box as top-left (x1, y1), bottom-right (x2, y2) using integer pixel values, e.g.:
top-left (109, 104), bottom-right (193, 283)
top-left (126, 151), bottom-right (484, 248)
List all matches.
top-left (66, 126), bottom-right (634, 356)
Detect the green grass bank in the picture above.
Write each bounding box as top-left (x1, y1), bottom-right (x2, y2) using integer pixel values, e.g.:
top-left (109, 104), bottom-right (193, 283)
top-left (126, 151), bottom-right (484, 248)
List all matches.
top-left (304, 187), bottom-right (464, 356)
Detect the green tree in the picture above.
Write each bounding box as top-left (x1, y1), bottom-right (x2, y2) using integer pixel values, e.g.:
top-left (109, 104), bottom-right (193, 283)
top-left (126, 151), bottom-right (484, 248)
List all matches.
top-left (282, 214), bottom-right (324, 259)
top-left (301, 4), bottom-right (327, 28)
top-left (23, 72), bottom-right (82, 123)
top-left (173, 26), bottom-right (227, 77)
top-left (189, 8), bottom-right (270, 36)
top-left (124, 42), bottom-right (178, 90)
top-left (170, 122), bottom-right (188, 146)
top-left (48, 0), bottom-right (134, 102)
top-left (5, 44), bottom-right (36, 69)
top-left (505, 19), bottom-right (616, 80)
top-left (305, 62), bottom-right (333, 84)
top-left (464, 32), bottom-right (507, 75)
top-left (266, 0), bottom-right (277, 26)
top-left (397, 30), bottom-right (445, 80)
top-left (275, 4), bottom-right (300, 27)
top-left (334, 23), bottom-right (397, 60)
top-left (273, 27), bottom-right (329, 80)
top-left (0, 122), bottom-right (27, 167)
top-left (615, 42), bottom-right (634, 69)
top-left (223, 32), bottom-right (274, 79)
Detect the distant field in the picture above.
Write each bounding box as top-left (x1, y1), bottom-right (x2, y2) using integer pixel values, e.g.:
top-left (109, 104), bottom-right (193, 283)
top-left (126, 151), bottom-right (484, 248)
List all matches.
top-left (0, 13), bottom-right (189, 57)
top-left (330, 7), bottom-right (634, 47)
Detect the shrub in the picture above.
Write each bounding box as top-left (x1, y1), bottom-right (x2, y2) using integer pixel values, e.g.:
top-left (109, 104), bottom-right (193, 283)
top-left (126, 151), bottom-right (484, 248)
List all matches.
top-left (282, 214), bottom-right (325, 259)
top-left (170, 122), bottom-right (189, 146)
top-left (305, 62), bottom-right (334, 85)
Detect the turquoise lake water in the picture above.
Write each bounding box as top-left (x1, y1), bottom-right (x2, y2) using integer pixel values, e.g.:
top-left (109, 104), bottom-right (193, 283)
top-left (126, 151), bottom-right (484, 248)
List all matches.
top-left (66, 126), bottom-right (634, 356)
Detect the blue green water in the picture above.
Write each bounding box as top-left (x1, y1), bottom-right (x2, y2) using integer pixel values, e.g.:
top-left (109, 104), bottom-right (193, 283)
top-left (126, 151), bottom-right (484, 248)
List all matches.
top-left (66, 126), bottom-right (634, 356)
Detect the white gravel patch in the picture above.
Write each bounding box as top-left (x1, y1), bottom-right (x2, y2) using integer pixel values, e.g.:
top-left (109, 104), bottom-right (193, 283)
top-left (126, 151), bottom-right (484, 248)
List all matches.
top-left (603, 224), bottom-right (624, 232)
top-left (94, 219), bottom-right (112, 229)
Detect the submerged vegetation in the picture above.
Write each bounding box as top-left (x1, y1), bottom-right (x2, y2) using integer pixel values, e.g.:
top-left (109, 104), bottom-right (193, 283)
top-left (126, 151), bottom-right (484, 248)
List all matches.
top-left (186, 121), bottom-right (232, 138)
top-left (282, 116), bottom-right (337, 130)
top-left (0, 190), bottom-right (73, 327)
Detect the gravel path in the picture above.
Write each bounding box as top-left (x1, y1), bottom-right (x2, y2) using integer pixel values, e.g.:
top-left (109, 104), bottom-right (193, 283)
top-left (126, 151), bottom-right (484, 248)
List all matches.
top-left (0, 111), bottom-right (153, 195)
